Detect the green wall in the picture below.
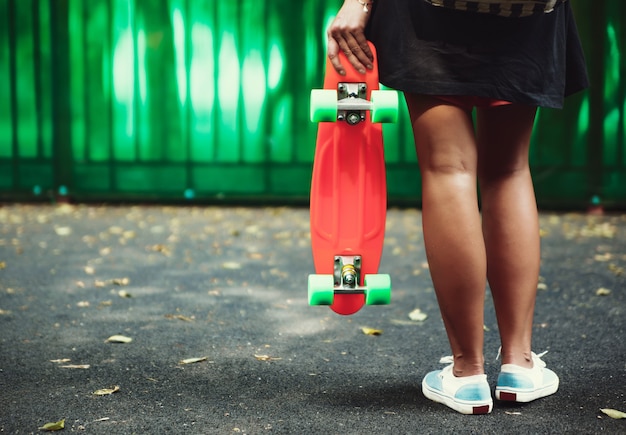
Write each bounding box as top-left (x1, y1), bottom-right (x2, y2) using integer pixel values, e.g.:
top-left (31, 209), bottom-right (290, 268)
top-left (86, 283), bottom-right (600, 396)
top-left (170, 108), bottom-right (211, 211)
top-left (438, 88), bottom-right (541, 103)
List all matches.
top-left (0, 0), bottom-right (624, 208)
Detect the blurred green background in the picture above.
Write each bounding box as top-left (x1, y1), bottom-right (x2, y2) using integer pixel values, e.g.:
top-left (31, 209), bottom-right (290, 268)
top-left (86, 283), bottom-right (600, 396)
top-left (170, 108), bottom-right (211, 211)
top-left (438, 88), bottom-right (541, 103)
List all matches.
top-left (0, 0), bottom-right (624, 207)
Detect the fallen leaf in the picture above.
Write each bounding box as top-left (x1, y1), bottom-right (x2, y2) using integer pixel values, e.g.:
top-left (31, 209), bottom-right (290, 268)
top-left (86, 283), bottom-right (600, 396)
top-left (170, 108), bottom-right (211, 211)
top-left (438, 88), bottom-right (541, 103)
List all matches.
top-left (38, 418), bottom-right (65, 431)
top-left (84, 266), bottom-right (95, 275)
top-left (594, 253), bottom-right (613, 262)
top-left (76, 301), bottom-right (90, 308)
top-left (111, 278), bottom-right (130, 286)
top-left (222, 262), bottom-right (241, 270)
top-left (164, 314), bottom-right (194, 322)
top-left (179, 356), bottom-right (208, 365)
top-left (149, 244), bottom-right (171, 256)
top-left (600, 408), bottom-right (626, 419)
top-left (105, 335), bottom-right (133, 343)
top-left (60, 364), bottom-right (90, 369)
top-left (537, 283), bottom-right (548, 291)
top-left (596, 288), bottom-right (611, 296)
top-left (254, 354), bottom-right (282, 362)
top-left (361, 327), bottom-right (383, 336)
top-left (54, 226), bottom-right (72, 236)
top-left (93, 385), bottom-right (120, 396)
top-left (0, 309), bottom-right (11, 315)
top-left (117, 290), bottom-right (131, 298)
top-left (0, 261), bottom-right (6, 269)
top-left (408, 308), bottom-right (428, 322)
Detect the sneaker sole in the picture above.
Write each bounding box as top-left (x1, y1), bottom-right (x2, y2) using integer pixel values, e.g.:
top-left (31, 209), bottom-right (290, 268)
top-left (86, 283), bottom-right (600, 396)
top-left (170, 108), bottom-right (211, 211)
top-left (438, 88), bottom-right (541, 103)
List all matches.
top-left (422, 379), bottom-right (493, 415)
top-left (495, 380), bottom-right (559, 403)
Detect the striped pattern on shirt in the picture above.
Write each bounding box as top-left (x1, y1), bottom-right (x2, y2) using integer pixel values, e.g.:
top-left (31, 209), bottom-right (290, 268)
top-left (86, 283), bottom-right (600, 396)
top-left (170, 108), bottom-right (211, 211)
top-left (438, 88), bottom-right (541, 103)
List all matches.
top-left (423, 0), bottom-right (567, 17)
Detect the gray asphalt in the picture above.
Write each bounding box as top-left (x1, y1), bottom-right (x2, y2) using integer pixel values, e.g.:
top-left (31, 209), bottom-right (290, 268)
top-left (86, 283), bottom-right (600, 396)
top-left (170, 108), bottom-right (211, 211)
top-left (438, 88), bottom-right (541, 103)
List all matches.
top-left (0, 204), bottom-right (624, 434)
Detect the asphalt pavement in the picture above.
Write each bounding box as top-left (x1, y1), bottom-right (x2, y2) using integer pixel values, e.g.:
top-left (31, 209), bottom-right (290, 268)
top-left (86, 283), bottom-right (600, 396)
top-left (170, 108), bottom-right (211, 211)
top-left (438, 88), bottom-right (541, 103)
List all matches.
top-left (0, 204), bottom-right (624, 434)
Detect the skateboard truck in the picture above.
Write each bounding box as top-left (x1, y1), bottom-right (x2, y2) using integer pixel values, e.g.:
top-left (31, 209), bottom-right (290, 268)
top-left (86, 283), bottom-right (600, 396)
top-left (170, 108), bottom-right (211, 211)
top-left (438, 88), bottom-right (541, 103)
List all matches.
top-left (308, 257), bottom-right (391, 306)
top-left (337, 83), bottom-right (369, 125)
top-left (310, 84), bottom-right (398, 125)
top-left (334, 255), bottom-right (363, 293)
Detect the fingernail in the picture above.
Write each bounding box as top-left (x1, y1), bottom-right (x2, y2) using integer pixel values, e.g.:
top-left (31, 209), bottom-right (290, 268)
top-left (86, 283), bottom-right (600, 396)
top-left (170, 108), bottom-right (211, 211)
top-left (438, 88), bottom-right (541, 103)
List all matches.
top-left (367, 64), bottom-right (373, 70)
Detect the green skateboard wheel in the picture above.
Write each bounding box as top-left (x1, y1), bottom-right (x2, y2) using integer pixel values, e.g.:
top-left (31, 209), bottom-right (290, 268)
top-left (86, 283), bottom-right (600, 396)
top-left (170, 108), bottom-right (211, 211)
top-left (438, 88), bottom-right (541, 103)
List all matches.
top-left (310, 90), bottom-right (338, 123)
top-left (364, 274), bottom-right (391, 305)
top-left (371, 90), bottom-right (399, 123)
top-left (308, 274), bottom-right (335, 305)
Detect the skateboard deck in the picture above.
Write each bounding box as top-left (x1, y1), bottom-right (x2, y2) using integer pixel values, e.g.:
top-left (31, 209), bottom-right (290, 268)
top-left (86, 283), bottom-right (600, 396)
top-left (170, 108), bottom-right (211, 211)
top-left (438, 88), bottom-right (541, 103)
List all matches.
top-left (308, 42), bottom-right (396, 315)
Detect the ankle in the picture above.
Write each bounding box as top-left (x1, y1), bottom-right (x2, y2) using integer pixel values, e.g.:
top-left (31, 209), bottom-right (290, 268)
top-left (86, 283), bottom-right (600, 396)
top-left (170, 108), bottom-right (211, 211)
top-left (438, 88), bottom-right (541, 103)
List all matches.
top-left (500, 350), bottom-right (533, 369)
top-left (452, 355), bottom-right (485, 377)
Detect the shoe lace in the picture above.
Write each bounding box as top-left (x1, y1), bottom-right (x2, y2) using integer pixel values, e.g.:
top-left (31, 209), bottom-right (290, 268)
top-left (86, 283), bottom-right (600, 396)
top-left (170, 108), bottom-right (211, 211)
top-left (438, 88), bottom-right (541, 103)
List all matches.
top-left (439, 356), bottom-right (454, 364)
top-left (495, 347), bottom-right (549, 365)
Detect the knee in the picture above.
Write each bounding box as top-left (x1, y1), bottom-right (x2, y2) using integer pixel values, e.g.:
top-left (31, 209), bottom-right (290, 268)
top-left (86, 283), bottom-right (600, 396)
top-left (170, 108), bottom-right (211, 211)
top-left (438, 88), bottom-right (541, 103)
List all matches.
top-left (478, 163), bottom-right (530, 186)
top-left (420, 155), bottom-right (476, 177)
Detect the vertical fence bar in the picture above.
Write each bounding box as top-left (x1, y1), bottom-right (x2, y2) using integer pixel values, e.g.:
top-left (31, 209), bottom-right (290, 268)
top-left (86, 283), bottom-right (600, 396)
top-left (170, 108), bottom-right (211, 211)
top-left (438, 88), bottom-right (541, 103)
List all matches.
top-left (50, 0), bottom-right (73, 197)
top-left (32, 0), bottom-right (45, 159)
top-left (7, 0), bottom-right (19, 190)
top-left (587, 1), bottom-right (606, 204)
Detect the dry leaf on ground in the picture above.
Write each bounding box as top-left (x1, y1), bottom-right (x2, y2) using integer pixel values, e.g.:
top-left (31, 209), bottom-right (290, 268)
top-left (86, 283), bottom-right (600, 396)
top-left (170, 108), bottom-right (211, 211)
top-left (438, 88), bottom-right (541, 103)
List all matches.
top-left (54, 227), bottom-right (72, 236)
top-left (596, 288), bottom-right (612, 296)
top-left (93, 385), bottom-right (120, 396)
top-left (361, 327), bottom-right (383, 336)
top-left (105, 335), bottom-right (133, 343)
top-left (165, 314), bottom-right (194, 322)
top-left (38, 418), bottom-right (65, 431)
top-left (600, 408), bottom-right (626, 419)
top-left (60, 364), bottom-right (90, 369)
top-left (222, 262), bottom-right (241, 270)
top-left (180, 357), bottom-right (208, 365)
top-left (254, 354), bottom-right (282, 362)
top-left (408, 308), bottom-right (428, 322)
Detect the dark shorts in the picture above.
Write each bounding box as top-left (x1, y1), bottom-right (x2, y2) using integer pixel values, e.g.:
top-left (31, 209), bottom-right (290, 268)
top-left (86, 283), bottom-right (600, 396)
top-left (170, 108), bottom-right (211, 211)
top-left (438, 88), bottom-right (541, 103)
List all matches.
top-left (366, 0), bottom-right (589, 109)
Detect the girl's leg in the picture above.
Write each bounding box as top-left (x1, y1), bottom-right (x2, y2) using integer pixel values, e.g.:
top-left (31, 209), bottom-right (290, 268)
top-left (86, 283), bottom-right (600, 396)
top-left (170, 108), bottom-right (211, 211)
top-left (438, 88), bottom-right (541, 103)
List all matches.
top-left (476, 104), bottom-right (539, 368)
top-left (405, 94), bottom-right (486, 377)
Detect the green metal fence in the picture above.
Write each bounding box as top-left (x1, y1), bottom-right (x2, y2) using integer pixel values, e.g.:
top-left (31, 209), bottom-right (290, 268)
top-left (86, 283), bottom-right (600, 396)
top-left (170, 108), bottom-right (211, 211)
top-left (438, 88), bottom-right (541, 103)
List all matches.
top-left (0, 0), bottom-right (624, 207)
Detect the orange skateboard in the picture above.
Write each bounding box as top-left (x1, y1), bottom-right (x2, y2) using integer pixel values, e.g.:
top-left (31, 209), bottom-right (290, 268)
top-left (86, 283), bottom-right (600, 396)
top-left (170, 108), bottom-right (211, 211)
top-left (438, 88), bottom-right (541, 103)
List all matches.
top-left (308, 42), bottom-right (397, 315)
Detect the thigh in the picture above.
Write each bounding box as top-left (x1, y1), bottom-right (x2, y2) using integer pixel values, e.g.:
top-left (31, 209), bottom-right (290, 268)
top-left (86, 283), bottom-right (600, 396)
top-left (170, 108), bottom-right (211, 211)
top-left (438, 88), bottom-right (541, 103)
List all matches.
top-left (405, 94), bottom-right (478, 174)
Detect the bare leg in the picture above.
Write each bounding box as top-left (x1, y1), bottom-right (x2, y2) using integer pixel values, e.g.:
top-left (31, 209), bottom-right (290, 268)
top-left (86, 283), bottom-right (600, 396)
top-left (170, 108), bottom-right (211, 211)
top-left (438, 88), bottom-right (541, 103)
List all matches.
top-left (476, 104), bottom-right (539, 368)
top-left (406, 95), bottom-right (486, 377)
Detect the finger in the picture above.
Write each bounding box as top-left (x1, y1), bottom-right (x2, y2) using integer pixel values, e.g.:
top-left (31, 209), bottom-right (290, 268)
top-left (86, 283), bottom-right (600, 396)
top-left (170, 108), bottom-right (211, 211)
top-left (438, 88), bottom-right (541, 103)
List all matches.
top-left (339, 34), bottom-right (369, 74)
top-left (327, 36), bottom-right (346, 76)
top-left (353, 33), bottom-right (374, 66)
top-left (346, 42), bottom-right (373, 72)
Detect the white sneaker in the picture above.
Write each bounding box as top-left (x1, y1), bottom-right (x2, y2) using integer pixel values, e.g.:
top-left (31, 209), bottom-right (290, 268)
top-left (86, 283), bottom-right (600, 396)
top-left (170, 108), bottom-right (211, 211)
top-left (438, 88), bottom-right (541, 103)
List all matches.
top-left (422, 357), bottom-right (493, 415)
top-left (495, 351), bottom-right (559, 402)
